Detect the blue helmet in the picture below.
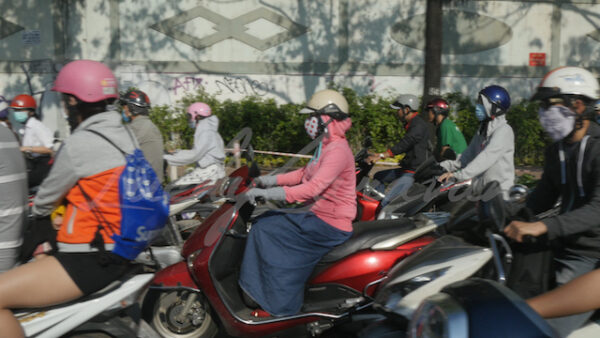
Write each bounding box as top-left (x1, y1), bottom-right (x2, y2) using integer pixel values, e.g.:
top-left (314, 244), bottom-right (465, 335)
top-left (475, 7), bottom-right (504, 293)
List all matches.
top-left (479, 85), bottom-right (511, 116)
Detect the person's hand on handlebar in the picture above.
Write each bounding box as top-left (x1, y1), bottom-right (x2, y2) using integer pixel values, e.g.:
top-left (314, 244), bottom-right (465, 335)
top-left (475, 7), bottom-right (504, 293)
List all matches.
top-left (244, 187), bottom-right (286, 205)
top-left (503, 220), bottom-right (548, 243)
top-left (437, 171), bottom-right (454, 183)
top-left (253, 175), bottom-right (277, 188)
top-left (367, 152), bottom-right (386, 164)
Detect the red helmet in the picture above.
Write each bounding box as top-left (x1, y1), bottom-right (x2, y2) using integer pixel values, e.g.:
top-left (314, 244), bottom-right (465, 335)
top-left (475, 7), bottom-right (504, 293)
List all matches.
top-left (10, 94), bottom-right (37, 110)
top-left (426, 98), bottom-right (449, 116)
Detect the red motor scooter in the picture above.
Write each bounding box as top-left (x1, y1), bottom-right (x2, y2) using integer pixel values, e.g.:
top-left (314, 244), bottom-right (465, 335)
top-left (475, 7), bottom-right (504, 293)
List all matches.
top-left (354, 138), bottom-right (472, 222)
top-left (142, 161), bottom-right (446, 337)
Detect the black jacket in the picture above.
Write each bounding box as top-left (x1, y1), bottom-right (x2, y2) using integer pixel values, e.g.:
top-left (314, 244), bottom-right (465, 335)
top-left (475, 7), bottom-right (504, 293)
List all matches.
top-left (527, 122), bottom-right (600, 259)
top-left (388, 114), bottom-right (431, 171)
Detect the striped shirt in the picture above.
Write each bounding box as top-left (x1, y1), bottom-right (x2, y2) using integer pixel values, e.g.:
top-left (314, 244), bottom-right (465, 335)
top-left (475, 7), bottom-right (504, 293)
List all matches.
top-left (0, 125), bottom-right (27, 249)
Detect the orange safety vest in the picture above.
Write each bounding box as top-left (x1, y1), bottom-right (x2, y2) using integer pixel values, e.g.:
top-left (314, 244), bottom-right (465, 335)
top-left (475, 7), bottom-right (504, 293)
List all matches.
top-left (57, 166), bottom-right (124, 244)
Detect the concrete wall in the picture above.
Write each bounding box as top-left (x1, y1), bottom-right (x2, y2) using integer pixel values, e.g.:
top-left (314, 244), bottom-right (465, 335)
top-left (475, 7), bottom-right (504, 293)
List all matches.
top-left (1, 0), bottom-right (600, 136)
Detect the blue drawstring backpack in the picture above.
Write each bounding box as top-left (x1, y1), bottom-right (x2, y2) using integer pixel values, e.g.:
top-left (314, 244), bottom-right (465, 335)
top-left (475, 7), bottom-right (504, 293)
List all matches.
top-left (80, 129), bottom-right (170, 260)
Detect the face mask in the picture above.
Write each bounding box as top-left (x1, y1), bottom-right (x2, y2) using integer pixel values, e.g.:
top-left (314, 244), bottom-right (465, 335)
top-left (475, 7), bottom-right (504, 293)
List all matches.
top-left (121, 109), bottom-right (131, 123)
top-left (13, 110), bottom-right (29, 123)
top-left (188, 121), bottom-right (196, 129)
top-left (596, 115), bottom-right (600, 124)
top-left (304, 116), bottom-right (320, 139)
top-left (475, 104), bottom-right (488, 121)
top-left (538, 105), bottom-right (576, 142)
top-left (66, 105), bottom-right (80, 132)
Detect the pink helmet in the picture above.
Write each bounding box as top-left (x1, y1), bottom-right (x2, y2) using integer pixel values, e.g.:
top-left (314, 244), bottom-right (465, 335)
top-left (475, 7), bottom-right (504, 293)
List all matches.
top-left (52, 60), bottom-right (118, 103)
top-left (187, 102), bottom-right (212, 119)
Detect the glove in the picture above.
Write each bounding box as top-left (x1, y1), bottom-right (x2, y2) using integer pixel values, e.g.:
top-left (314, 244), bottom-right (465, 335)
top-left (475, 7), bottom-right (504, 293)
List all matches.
top-left (245, 187), bottom-right (286, 204)
top-left (254, 175), bottom-right (278, 188)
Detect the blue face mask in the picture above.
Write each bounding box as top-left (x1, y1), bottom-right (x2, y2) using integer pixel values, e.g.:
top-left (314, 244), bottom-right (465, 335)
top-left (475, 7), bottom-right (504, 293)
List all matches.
top-left (188, 121), bottom-right (196, 129)
top-left (475, 104), bottom-right (488, 121)
top-left (121, 109), bottom-right (131, 123)
top-left (596, 115), bottom-right (600, 125)
top-left (13, 110), bottom-right (29, 123)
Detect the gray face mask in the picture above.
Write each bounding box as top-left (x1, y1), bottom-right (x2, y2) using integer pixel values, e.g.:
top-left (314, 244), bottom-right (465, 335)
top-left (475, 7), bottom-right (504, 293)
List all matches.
top-left (538, 105), bottom-right (576, 142)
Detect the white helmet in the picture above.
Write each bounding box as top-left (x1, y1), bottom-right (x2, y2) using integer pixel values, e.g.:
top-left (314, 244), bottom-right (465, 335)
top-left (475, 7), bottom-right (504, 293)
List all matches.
top-left (390, 94), bottom-right (418, 111)
top-left (299, 89), bottom-right (349, 117)
top-left (531, 66), bottom-right (600, 101)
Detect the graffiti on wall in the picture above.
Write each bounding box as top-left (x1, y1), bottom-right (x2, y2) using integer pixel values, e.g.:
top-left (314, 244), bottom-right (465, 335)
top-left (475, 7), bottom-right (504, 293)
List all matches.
top-left (171, 76), bottom-right (204, 96)
top-left (214, 76), bottom-right (270, 96)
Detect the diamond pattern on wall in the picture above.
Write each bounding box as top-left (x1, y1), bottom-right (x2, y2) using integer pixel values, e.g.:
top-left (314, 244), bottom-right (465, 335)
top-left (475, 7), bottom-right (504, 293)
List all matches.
top-left (0, 17), bottom-right (25, 40)
top-left (150, 6), bottom-right (308, 51)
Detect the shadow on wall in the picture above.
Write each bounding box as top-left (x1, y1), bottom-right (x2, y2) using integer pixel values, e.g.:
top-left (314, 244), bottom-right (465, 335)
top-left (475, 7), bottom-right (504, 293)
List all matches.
top-left (3, 1), bottom-right (600, 122)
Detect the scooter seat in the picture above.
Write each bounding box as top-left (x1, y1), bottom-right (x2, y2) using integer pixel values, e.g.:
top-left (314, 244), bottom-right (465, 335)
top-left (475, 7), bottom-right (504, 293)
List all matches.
top-left (319, 218), bottom-right (416, 263)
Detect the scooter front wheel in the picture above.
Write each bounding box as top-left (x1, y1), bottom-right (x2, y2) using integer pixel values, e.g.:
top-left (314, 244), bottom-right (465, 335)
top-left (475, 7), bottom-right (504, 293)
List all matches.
top-left (147, 290), bottom-right (218, 338)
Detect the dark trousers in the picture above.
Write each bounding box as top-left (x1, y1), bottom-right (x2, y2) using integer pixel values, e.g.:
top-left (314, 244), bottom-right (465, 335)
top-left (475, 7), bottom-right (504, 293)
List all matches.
top-left (26, 155), bottom-right (52, 188)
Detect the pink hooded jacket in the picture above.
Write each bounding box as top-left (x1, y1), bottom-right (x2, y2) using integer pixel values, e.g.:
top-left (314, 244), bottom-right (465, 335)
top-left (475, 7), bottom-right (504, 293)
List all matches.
top-left (276, 116), bottom-right (356, 232)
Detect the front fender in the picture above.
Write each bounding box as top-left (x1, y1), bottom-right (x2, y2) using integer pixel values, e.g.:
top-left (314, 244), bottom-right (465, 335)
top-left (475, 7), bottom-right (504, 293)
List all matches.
top-left (149, 261), bottom-right (198, 290)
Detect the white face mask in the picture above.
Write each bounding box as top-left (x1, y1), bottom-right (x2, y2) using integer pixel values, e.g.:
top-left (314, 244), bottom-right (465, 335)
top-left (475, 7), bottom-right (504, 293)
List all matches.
top-left (538, 105), bottom-right (576, 142)
top-left (304, 116), bottom-right (320, 139)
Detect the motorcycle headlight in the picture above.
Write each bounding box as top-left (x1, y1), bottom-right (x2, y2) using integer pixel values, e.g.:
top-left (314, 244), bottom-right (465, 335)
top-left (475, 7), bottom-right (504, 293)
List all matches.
top-left (186, 249), bottom-right (202, 271)
top-left (376, 267), bottom-right (450, 314)
top-left (409, 293), bottom-right (467, 338)
top-left (398, 267), bottom-right (449, 297)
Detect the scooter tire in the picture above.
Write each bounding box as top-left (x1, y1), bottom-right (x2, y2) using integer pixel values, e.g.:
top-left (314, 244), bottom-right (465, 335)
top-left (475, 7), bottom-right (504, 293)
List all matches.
top-left (145, 290), bottom-right (218, 338)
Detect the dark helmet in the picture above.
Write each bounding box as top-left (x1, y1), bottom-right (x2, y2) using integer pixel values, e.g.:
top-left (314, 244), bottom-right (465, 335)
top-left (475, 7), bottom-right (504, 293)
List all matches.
top-left (426, 98), bottom-right (450, 116)
top-left (121, 89), bottom-right (151, 109)
top-left (121, 89), bottom-right (151, 116)
top-left (479, 85), bottom-right (511, 116)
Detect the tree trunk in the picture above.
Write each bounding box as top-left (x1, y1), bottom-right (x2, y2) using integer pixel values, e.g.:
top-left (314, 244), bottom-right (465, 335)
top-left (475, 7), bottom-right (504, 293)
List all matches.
top-left (422, 0), bottom-right (443, 111)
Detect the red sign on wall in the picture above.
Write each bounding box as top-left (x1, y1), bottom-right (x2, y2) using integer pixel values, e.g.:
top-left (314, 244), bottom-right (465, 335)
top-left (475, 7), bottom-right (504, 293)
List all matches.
top-left (529, 53), bottom-right (546, 67)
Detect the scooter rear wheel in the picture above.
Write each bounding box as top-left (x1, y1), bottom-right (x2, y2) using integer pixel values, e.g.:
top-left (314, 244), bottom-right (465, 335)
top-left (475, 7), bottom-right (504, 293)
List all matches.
top-left (149, 290), bottom-right (218, 338)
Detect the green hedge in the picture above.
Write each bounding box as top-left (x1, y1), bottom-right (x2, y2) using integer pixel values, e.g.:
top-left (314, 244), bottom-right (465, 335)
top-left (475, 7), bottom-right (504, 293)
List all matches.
top-left (149, 87), bottom-right (548, 167)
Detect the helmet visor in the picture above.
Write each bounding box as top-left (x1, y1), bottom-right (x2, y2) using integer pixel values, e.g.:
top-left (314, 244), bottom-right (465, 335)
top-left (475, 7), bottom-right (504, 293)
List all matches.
top-left (300, 103), bottom-right (345, 115)
top-left (531, 87), bottom-right (561, 102)
top-left (390, 100), bottom-right (404, 110)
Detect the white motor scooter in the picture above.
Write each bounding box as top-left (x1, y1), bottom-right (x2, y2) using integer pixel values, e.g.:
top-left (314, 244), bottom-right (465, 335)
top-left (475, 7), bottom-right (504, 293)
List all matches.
top-left (16, 273), bottom-right (158, 337)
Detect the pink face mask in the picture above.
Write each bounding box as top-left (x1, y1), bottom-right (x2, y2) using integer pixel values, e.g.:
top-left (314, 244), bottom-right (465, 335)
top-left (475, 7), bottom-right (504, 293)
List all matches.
top-left (304, 116), bottom-right (320, 139)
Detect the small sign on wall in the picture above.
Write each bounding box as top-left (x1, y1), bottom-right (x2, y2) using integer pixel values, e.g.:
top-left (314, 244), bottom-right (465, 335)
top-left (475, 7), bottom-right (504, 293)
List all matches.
top-left (22, 30), bottom-right (41, 45)
top-left (529, 53), bottom-right (546, 67)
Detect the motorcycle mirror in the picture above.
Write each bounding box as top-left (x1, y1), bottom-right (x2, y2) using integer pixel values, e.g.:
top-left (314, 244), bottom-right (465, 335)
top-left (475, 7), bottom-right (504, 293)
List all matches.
top-left (244, 145), bottom-right (255, 162)
top-left (441, 148), bottom-right (457, 161)
top-left (249, 160), bottom-right (260, 178)
top-left (508, 184), bottom-right (528, 203)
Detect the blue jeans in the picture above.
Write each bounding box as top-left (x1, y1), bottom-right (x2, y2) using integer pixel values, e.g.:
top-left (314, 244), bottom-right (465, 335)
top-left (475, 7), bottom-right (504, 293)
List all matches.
top-left (547, 253), bottom-right (600, 337)
top-left (373, 168), bottom-right (408, 193)
top-left (381, 173), bottom-right (415, 207)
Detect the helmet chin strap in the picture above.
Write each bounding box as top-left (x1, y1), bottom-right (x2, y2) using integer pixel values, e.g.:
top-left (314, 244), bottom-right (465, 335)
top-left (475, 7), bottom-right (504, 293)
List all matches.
top-left (316, 115), bottom-right (335, 137)
top-left (66, 104), bottom-right (81, 131)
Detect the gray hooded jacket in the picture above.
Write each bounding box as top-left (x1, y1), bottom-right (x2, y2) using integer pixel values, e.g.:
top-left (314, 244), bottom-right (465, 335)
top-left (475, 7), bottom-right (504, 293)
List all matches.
top-left (440, 115), bottom-right (515, 197)
top-left (164, 115), bottom-right (225, 168)
top-left (33, 111), bottom-right (136, 216)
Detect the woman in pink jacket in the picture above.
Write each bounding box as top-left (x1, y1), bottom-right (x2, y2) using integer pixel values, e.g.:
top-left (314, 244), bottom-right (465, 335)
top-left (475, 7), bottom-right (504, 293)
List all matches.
top-left (239, 89), bottom-right (356, 316)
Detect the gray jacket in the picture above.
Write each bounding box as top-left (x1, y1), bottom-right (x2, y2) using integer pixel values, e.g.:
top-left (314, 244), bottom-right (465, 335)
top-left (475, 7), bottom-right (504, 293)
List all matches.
top-left (0, 125), bottom-right (27, 249)
top-left (441, 115), bottom-right (515, 197)
top-left (164, 115), bottom-right (225, 168)
top-left (130, 115), bottom-right (164, 182)
top-left (33, 111), bottom-right (136, 216)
